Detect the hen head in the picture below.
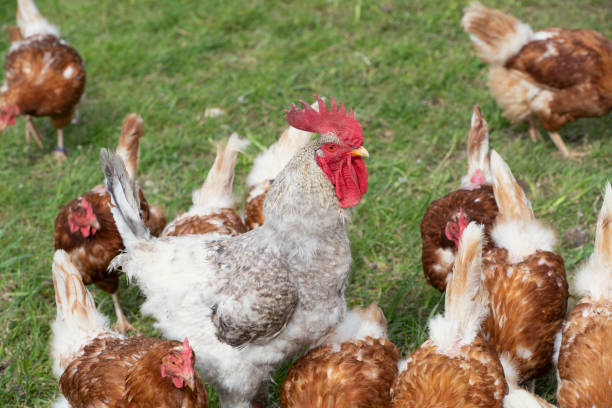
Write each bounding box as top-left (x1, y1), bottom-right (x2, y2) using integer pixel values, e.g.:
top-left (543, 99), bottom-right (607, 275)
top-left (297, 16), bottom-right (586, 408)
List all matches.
top-left (161, 338), bottom-right (196, 391)
top-left (68, 197), bottom-right (101, 238)
top-left (0, 104), bottom-right (19, 133)
top-left (444, 208), bottom-right (469, 248)
top-left (285, 95), bottom-right (369, 208)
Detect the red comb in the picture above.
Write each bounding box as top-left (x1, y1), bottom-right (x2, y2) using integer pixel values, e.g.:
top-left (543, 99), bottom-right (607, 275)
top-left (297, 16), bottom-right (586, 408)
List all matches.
top-left (285, 95), bottom-right (363, 147)
top-left (182, 338), bottom-right (193, 366)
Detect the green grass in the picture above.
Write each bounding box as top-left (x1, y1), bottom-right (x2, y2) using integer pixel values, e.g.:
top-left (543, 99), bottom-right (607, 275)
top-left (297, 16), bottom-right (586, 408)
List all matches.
top-left (1, 0), bottom-right (611, 406)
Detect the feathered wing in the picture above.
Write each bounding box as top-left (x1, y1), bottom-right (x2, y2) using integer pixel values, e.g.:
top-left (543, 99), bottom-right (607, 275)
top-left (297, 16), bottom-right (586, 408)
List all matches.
top-left (100, 149), bottom-right (150, 249)
top-left (429, 222), bottom-right (488, 353)
top-left (115, 114), bottom-right (145, 180)
top-left (50, 249), bottom-right (114, 378)
top-left (17, 0), bottom-right (59, 38)
top-left (575, 182), bottom-right (612, 300)
top-left (191, 133), bottom-right (250, 213)
top-left (461, 105), bottom-right (492, 188)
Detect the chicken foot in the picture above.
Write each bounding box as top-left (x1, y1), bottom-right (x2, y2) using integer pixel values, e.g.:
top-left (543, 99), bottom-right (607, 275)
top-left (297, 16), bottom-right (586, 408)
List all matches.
top-left (111, 292), bottom-right (135, 334)
top-left (24, 116), bottom-right (43, 148)
top-left (528, 118), bottom-right (542, 142)
top-left (548, 131), bottom-right (585, 159)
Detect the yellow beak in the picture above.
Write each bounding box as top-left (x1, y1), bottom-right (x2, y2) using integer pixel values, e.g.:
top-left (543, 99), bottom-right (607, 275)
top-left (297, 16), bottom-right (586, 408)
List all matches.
top-left (351, 146), bottom-right (369, 158)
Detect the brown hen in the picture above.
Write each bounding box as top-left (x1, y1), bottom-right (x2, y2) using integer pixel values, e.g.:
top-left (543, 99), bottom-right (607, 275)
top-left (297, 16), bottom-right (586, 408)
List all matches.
top-left (421, 106), bottom-right (498, 291)
top-left (1, 0), bottom-right (86, 161)
top-left (281, 302), bottom-right (399, 408)
top-left (462, 2), bottom-right (612, 158)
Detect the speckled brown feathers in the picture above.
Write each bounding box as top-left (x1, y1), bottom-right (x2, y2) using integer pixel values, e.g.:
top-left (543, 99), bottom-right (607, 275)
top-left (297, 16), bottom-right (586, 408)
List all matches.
top-left (281, 337), bottom-right (399, 408)
top-left (245, 182), bottom-right (270, 230)
top-left (421, 185), bottom-right (498, 291)
top-left (482, 248), bottom-right (568, 383)
top-left (391, 337), bottom-right (507, 408)
top-left (164, 209), bottom-right (246, 237)
top-left (3, 35), bottom-right (85, 129)
top-left (59, 335), bottom-right (207, 407)
top-left (556, 300), bottom-right (612, 407)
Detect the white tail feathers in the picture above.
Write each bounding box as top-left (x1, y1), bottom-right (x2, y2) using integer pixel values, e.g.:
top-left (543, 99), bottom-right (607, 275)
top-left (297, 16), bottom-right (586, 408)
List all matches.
top-left (503, 389), bottom-right (557, 408)
top-left (115, 114), bottom-right (145, 180)
top-left (101, 149), bottom-right (150, 249)
top-left (429, 222), bottom-right (488, 354)
top-left (575, 182), bottom-right (612, 300)
top-left (461, 2), bottom-right (532, 65)
top-left (50, 250), bottom-right (110, 377)
top-left (462, 105), bottom-right (492, 188)
top-left (17, 0), bottom-right (59, 38)
top-left (191, 133), bottom-right (249, 211)
top-left (316, 302), bottom-right (388, 347)
top-left (245, 101), bottom-right (318, 189)
top-left (491, 150), bottom-right (533, 223)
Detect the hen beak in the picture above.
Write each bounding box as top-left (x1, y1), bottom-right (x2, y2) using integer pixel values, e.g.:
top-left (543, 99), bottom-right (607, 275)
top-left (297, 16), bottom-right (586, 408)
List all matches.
top-left (91, 219), bottom-right (101, 231)
top-left (351, 146), bottom-right (369, 158)
top-left (183, 374), bottom-right (196, 391)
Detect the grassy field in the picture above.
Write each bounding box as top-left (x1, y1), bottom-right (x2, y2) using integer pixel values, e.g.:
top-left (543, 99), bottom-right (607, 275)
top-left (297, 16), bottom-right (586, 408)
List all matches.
top-left (1, 0), bottom-right (611, 406)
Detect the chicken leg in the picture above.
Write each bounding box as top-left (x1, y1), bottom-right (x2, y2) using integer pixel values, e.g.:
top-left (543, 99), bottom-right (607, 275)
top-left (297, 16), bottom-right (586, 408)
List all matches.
top-left (24, 115), bottom-right (43, 148)
top-left (53, 128), bottom-right (67, 162)
top-left (528, 118), bottom-right (542, 142)
top-left (548, 131), bottom-right (585, 159)
top-left (111, 292), bottom-right (135, 334)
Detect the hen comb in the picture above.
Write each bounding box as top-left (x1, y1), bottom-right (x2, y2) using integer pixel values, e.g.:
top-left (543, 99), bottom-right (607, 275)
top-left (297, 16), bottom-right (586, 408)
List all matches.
top-left (285, 95), bottom-right (363, 147)
top-left (182, 338), bottom-right (194, 367)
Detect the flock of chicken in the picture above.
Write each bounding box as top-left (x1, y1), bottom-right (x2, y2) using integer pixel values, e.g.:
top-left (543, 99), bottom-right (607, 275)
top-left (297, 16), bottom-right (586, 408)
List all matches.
top-left (2, 0), bottom-right (612, 407)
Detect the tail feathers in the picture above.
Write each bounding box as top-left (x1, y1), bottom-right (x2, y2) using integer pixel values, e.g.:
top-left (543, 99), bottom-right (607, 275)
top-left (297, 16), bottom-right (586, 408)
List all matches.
top-left (245, 101), bottom-right (318, 188)
top-left (51, 250), bottom-right (110, 377)
top-left (191, 133), bottom-right (249, 211)
top-left (115, 114), bottom-right (145, 180)
top-left (503, 389), bottom-right (557, 408)
top-left (429, 222), bottom-right (488, 354)
top-left (575, 182), bottom-right (612, 299)
top-left (317, 302), bottom-right (388, 347)
top-left (490, 150), bottom-right (533, 223)
top-left (17, 0), bottom-right (59, 38)
top-left (461, 2), bottom-right (532, 65)
top-left (461, 105), bottom-right (492, 188)
top-left (100, 148), bottom-right (150, 249)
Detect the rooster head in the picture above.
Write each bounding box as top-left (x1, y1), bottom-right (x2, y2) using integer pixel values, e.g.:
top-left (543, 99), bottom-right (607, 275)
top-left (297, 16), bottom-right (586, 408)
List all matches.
top-left (285, 95), bottom-right (368, 208)
top-left (445, 208), bottom-right (469, 248)
top-left (161, 338), bottom-right (196, 391)
top-left (68, 197), bottom-right (101, 238)
top-left (0, 104), bottom-right (19, 133)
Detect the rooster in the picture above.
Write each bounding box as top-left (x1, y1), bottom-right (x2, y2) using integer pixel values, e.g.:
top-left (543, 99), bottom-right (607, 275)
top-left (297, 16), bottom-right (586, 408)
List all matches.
top-left (1, 0), bottom-right (86, 161)
top-left (280, 302), bottom-right (399, 408)
top-left (421, 105), bottom-right (498, 291)
top-left (462, 2), bottom-right (612, 159)
top-left (554, 183), bottom-right (612, 407)
top-left (50, 250), bottom-right (207, 408)
top-left (100, 96), bottom-right (369, 408)
top-left (162, 133), bottom-right (249, 237)
top-left (54, 114), bottom-right (165, 333)
top-left (392, 222), bottom-right (508, 407)
top-left (482, 150), bottom-right (568, 385)
top-left (244, 102), bottom-right (317, 230)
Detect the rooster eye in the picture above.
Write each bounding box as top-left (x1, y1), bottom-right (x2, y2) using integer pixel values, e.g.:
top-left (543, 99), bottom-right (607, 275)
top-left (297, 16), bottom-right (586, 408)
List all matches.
top-left (327, 144), bottom-right (336, 150)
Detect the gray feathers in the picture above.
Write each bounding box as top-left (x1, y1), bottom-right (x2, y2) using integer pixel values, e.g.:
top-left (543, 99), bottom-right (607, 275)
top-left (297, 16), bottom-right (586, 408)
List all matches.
top-left (100, 148), bottom-right (150, 248)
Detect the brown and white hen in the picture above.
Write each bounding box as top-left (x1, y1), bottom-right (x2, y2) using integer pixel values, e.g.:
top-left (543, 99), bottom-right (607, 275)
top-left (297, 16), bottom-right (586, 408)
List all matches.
top-left (50, 249), bottom-right (207, 408)
top-left (54, 114), bottom-right (165, 333)
top-left (392, 222), bottom-right (508, 408)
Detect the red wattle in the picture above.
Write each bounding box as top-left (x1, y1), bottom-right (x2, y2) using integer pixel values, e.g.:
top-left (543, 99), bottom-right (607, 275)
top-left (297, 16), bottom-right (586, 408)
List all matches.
top-left (335, 156), bottom-right (368, 208)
